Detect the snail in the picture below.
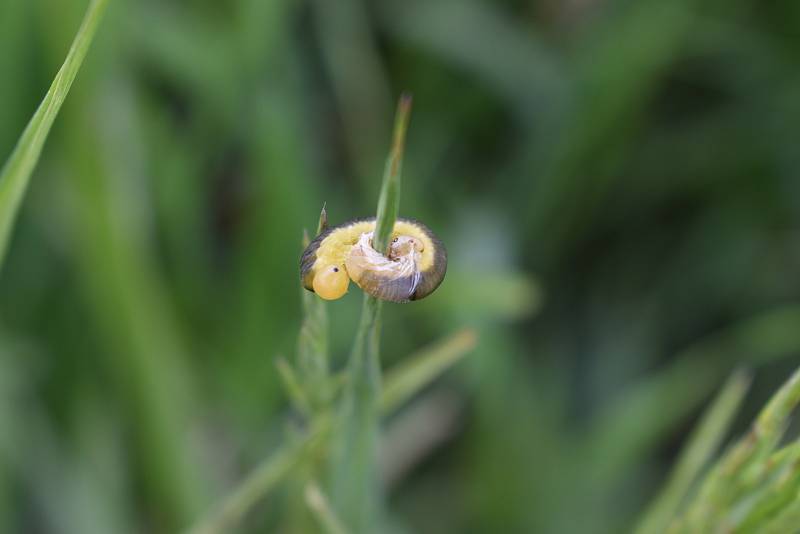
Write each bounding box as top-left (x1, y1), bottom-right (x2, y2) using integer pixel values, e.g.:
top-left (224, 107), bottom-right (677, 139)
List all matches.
top-left (300, 217), bottom-right (447, 302)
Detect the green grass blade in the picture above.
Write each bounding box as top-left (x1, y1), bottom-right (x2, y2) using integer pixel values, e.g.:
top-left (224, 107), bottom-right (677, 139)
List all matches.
top-left (734, 464), bottom-right (800, 533)
top-left (276, 357), bottom-right (313, 417)
top-left (329, 291), bottom-right (383, 531)
top-left (586, 305), bottom-right (800, 488)
top-left (180, 93), bottom-right (418, 534)
top-left (298, 208), bottom-right (331, 407)
top-left (0, 0), bottom-right (109, 271)
top-left (316, 203), bottom-right (328, 235)
top-left (372, 92), bottom-right (412, 254)
top-left (190, 329), bottom-right (472, 534)
top-left (752, 366), bottom-right (800, 453)
top-left (634, 369), bottom-right (751, 534)
top-left (185, 419), bottom-right (332, 534)
top-left (675, 365), bottom-right (800, 532)
top-left (329, 94), bottom-right (412, 533)
top-left (381, 329), bottom-right (477, 414)
top-left (305, 482), bottom-right (351, 534)
top-left (757, 492), bottom-right (800, 534)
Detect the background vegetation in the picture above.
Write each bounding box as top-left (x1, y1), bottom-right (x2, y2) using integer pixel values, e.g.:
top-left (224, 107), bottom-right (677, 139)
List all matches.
top-left (1, 0), bottom-right (800, 532)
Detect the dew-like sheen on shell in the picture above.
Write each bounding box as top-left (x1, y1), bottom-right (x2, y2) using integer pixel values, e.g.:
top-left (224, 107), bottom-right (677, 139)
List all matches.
top-left (300, 217), bottom-right (447, 302)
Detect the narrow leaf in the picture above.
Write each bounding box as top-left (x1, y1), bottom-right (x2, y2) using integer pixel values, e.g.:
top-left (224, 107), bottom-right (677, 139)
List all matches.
top-left (677, 365), bottom-right (800, 532)
top-left (329, 93), bottom-right (413, 533)
top-left (185, 419), bottom-right (331, 534)
top-left (372, 92), bottom-right (412, 254)
top-left (757, 492), bottom-right (800, 534)
top-left (381, 329), bottom-right (477, 414)
top-left (634, 369), bottom-right (750, 534)
top-left (305, 482), bottom-right (351, 534)
top-left (0, 0), bottom-right (109, 270)
top-left (276, 357), bottom-right (313, 417)
top-left (298, 219), bottom-right (330, 405)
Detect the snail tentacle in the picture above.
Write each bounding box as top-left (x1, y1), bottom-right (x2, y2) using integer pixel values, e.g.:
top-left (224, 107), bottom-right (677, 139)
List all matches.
top-left (345, 232), bottom-right (421, 302)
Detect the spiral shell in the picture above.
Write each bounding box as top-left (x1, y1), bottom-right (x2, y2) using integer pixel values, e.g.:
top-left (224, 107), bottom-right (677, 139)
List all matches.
top-left (300, 217), bottom-right (447, 302)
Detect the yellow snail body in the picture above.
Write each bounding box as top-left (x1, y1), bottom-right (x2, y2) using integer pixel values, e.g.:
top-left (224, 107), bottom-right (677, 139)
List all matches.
top-left (300, 218), bottom-right (446, 302)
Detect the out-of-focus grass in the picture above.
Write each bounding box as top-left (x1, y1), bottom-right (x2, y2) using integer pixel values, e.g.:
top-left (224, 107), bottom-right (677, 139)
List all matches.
top-left (635, 370), bottom-right (751, 534)
top-left (186, 327), bottom-right (476, 534)
top-left (305, 482), bottom-right (349, 534)
top-left (634, 365), bottom-right (800, 533)
top-left (2, 0), bottom-right (800, 532)
top-left (0, 0), bottom-right (108, 269)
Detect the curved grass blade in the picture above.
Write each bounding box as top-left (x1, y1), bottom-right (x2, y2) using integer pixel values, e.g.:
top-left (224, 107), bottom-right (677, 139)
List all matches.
top-left (381, 328), bottom-right (477, 414)
top-left (634, 369), bottom-right (751, 534)
top-left (298, 206), bottom-right (331, 408)
top-left (674, 365), bottom-right (800, 532)
top-left (329, 93), bottom-right (412, 533)
top-left (305, 481), bottom-right (351, 534)
top-left (0, 0), bottom-right (109, 271)
top-left (185, 418), bottom-right (332, 534)
top-left (757, 492), bottom-right (800, 534)
top-left (371, 93), bottom-right (411, 254)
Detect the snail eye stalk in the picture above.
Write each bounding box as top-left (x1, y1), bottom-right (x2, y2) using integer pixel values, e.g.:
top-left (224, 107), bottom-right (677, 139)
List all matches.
top-left (312, 265), bottom-right (349, 300)
top-left (389, 236), bottom-right (423, 259)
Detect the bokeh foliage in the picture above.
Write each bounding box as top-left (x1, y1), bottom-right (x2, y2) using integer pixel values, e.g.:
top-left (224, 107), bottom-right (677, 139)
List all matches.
top-left (1, 0), bottom-right (800, 533)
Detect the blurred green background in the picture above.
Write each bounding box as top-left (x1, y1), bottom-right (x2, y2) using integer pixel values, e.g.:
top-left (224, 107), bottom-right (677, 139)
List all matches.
top-left (2, 0), bottom-right (800, 532)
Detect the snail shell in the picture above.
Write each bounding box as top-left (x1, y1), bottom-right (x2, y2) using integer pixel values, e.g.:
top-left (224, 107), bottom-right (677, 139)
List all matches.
top-left (300, 217), bottom-right (447, 302)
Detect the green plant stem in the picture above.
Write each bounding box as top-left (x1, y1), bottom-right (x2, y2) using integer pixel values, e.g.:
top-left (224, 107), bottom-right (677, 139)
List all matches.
top-left (185, 326), bottom-right (473, 533)
top-left (752, 365), bottom-right (800, 454)
top-left (276, 357), bottom-right (313, 417)
top-left (185, 418), bottom-right (332, 534)
top-left (0, 0), bottom-right (109, 271)
top-left (298, 207), bottom-right (331, 408)
top-left (305, 481), bottom-right (351, 534)
top-left (676, 365), bottom-right (800, 531)
top-left (757, 492), bottom-right (800, 534)
top-left (634, 369), bottom-right (751, 534)
top-left (381, 328), bottom-right (477, 413)
top-left (372, 92), bottom-right (412, 254)
top-left (329, 94), bottom-right (412, 533)
top-left (188, 95), bottom-right (419, 534)
top-left (330, 294), bottom-right (384, 531)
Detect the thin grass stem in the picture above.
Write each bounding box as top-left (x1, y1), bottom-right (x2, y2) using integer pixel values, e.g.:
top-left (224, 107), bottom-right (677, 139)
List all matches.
top-left (634, 369), bottom-right (750, 534)
top-left (0, 0), bottom-right (109, 271)
top-left (328, 94), bottom-right (412, 533)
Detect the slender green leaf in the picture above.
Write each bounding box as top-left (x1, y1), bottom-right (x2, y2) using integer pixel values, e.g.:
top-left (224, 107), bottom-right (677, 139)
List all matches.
top-left (0, 0), bottom-right (108, 270)
top-left (381, 329), bottom-right (477, 414)
top-left (752, 366), bottom-right (800, 453)
top-left (184, 323), bottom-right (474, 534)
top-left (276, 357), bottom-right (313, 417)
top-left (672, 366), bottom-right (800, 532)
top-left (373, 92), bottom-right (412, 255)
top-left (634, 369), bottom-right (751, 534)
top-left (298, 206), bottom-right (331, 408)
top-left (329, 94), bottom-right (412, 533)
top-left (185, 418), bottom-right (331, 534)
top-left (305, 481), bottom-right (351, 534)
top-left (735, 462), bottom-right (800, 534)
top-left (587, 305), bottom-right (800, 486)
top-left (757, 492), bottom-right (800, 534)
